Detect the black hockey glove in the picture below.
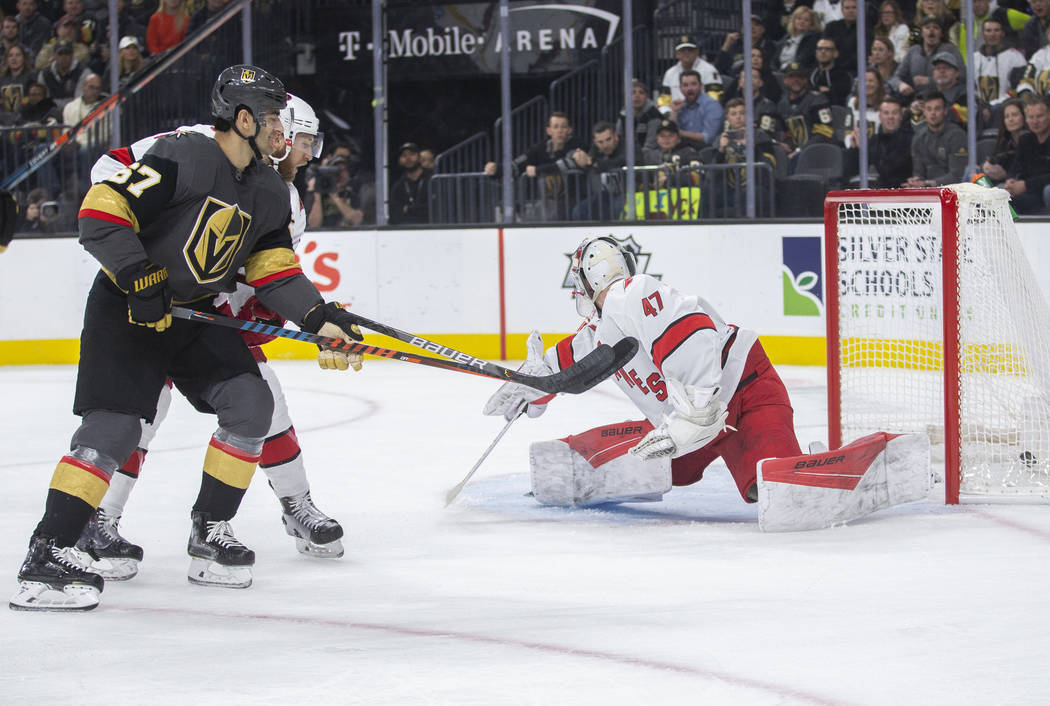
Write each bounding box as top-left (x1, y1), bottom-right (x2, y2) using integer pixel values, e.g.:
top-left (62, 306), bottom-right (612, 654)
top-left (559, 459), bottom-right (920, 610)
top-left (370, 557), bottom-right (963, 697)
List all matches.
top-left (116, 261), bottom-right (173, 332)
top-left (302, 301), bottom-right (365, 371)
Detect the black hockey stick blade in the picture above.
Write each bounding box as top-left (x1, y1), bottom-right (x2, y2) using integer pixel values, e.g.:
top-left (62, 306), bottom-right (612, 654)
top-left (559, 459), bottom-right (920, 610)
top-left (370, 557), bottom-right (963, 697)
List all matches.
top-left (516, 336), bottom-right (639, 395)
top-left (171, 306), bottom-right (637, 395)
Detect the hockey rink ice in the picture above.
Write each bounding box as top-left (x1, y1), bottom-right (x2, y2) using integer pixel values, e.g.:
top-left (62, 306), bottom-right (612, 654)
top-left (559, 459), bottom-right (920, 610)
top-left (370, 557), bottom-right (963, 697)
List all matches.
top-left (1, 359), bottom-right (1048, 706)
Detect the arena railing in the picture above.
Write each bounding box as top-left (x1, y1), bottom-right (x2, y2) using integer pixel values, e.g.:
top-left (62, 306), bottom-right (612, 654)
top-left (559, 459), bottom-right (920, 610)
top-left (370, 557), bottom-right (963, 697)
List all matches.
top-left (549, 60), bottom-right (602, 145)
top-left (433, 132), bottom-right (491, 175)
top-left (493, 95), bottom-right (550, 164)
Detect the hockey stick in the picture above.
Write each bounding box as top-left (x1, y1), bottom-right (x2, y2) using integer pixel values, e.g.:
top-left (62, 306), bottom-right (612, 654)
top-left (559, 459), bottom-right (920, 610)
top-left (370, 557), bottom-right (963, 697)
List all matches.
top-left (444, 402), bottom-right (527, 507)
top-left (171, 307), bottom-right (638, 395)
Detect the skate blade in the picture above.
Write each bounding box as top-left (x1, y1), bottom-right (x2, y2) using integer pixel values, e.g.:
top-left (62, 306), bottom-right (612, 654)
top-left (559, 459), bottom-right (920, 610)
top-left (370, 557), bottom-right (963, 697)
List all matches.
top-left (294, 537), bottom-right (344, 559)
top-left (186, 558), bottom-right (252, 589)
top-left (73, 550), bottom-right (139, 581)
top-left (9, 581), bottom-right (100, 611)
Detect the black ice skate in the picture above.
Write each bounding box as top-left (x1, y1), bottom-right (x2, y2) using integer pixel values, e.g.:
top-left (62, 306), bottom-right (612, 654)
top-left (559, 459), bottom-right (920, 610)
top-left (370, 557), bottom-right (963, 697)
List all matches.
top-left (75, 508), bottom-right (143, 581)
top-left (279, 491), bottom-right (344, 559)
top-left (9, 535), bottom-right (104, 611)
top-left (186, 511), bottom-right (254, 589)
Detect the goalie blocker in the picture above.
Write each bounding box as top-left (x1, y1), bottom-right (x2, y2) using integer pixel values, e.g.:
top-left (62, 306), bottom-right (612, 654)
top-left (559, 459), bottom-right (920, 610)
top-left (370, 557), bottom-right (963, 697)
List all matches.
top-left (531, 423), bottom-right (932, 531)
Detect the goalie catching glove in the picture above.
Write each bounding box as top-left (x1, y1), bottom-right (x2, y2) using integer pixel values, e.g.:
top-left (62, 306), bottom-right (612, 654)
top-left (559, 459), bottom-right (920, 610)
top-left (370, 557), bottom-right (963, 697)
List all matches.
top-left (302, 301), bottom-right (365, 371)
top-left (116, 260), bottom-right (173, 332)
top-left (483, 330), bottom-right (556, 421)
top-left (630, 380), bottom-right (732, 460)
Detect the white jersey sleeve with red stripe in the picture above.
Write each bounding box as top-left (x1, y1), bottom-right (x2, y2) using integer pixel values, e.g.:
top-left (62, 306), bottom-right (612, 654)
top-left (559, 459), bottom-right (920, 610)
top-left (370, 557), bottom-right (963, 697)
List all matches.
top-left (544, 274), bottom-right (758, 427)
top-left (89, 124), bottom-right (217, 184)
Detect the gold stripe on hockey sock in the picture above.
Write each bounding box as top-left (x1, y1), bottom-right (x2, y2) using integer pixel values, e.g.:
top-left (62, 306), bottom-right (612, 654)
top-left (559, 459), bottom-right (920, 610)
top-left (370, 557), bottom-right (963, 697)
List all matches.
top-left (49, 457), bottom-right (111, 507)
top-left (203, 439), bottom-right (259, 490)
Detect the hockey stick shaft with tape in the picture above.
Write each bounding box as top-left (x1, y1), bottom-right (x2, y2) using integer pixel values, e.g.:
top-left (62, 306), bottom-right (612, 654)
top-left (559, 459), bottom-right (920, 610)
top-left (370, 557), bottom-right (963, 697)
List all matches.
top-left (171, 307), bottom-right (637, 395)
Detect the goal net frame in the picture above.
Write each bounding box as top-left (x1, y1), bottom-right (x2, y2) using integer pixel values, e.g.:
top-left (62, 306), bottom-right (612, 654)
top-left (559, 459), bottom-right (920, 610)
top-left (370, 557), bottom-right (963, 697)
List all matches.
top-left (824, 185), bottom-right (1049, 505)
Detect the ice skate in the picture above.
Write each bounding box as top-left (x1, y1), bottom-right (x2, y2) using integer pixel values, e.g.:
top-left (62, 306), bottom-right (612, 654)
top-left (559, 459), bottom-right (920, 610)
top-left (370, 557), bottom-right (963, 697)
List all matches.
top-left (279, 491), bottom-right (344, 559)
top-left (74, 508), bottom-right (143, 581)
top-left (186, 511), bottom-right (254, 588)
top-left (9, 535), bottom-right (104, 611)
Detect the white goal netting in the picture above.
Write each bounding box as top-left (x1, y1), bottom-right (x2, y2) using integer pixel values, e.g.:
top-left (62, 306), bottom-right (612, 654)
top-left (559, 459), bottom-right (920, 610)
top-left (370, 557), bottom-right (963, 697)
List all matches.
top-left (829, 183), bottom-right (1050, 498)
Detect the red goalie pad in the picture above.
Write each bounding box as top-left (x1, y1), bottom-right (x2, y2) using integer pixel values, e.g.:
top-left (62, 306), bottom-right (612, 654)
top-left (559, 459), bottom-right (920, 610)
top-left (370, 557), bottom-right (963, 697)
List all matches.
top-left (759, 432), bottom-right (903, 491)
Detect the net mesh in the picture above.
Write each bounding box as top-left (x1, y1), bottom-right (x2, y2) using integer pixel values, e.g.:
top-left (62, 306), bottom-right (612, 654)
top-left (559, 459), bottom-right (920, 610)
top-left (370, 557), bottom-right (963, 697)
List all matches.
top-left (833, 184), bottom-right (1050, 496)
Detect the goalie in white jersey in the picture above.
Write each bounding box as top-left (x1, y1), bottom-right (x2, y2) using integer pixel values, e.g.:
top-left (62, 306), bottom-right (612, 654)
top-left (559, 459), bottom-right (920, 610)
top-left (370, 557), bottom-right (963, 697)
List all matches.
top-left (76, 95), bottom-right (353, 583)
top-left (484, 236), bottom-right (932, 531)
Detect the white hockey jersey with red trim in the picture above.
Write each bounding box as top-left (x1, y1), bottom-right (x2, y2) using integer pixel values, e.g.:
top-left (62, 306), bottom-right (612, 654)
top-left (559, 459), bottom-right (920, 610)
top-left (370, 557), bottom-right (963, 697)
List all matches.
top-left (544, 274), bottom-right (758, 426)
top-left (90, 124), bottom-right (307, 316)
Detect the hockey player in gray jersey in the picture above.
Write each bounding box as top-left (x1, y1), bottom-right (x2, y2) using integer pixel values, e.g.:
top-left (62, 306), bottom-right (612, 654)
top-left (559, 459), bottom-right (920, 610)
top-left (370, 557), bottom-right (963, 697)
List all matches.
top-left (10, 66), bottom-right (365, 611)
top-left (74, 94), bottom-right (347, 583)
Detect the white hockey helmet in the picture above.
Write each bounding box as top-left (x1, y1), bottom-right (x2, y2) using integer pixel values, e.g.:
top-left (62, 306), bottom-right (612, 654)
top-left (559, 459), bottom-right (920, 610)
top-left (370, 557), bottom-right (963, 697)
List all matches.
top-left (274, 93), bottom-right (323, 161)
top-left (570, 235), bottom-right (637, 316)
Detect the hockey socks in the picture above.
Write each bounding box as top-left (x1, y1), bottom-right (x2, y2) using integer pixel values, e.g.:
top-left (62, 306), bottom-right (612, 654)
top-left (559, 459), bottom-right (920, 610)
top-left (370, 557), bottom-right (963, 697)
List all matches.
top-left (35, 450), bottom-right (117, 546)
top-left (259, 427), bottom-right (310, 499)
top-left (98, 449), bottom-right (145, 518)
top-left (192, 431), bottom-right (263, 521)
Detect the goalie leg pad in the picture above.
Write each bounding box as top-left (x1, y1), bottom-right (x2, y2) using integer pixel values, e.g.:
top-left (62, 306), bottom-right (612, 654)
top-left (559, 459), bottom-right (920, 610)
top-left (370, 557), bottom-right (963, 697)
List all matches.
top-left (757, 432), bottom-right (932, 532)
top-left (530, 421), bottom-right (671, 506)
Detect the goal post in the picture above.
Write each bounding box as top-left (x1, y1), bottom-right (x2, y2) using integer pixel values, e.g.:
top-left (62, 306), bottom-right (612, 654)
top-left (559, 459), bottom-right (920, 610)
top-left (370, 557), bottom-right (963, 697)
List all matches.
top-left (824, 184), bottom-right (1050, 504)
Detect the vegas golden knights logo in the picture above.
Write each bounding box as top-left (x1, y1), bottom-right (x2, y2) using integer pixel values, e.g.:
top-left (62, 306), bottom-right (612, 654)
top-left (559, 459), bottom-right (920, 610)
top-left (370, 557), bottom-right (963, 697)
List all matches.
top-left (240, 68), bottom-right (256, 82)
top-left (977, 75), bottom-right (999, 104)
top-left (786, 115), bottom-right (808, 149)
top-left (183, 197), bottom-right (252, 283)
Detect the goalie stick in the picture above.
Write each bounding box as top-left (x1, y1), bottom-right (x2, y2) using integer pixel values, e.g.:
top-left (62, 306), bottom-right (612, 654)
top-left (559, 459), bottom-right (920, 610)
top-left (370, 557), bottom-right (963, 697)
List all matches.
top-left (171, 307), bottom-right (638, 395)
top-left (445, 402), bottom-right (527, 507)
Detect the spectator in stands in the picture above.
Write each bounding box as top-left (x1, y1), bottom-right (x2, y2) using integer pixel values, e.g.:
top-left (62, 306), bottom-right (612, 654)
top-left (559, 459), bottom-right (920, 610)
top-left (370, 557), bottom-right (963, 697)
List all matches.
top-left (1023, 0), bottom-right (1050, 58)
top-left (17, 80), bottom-right (60, 123)
top-left (732, 67), bottom-right (781, 129)
top-left (483, 111), bottom-right (584, 180)
top-left (845, 69), bottom-right (886, 147)
top-left (823, 0), bottom-right (868, 69)
top-left (16, 187), bottom-right (47, 233)
top-left (187, 0), bottom-right (229, 35)
top-left (16, 0), bottom-right (52, 58)
top-left (889, 15), bottom-right (964, 100)
top-left (669, 69), bottom-right (724, 150)
top-left (869, 37), bottom-right (899, 85)
top-left (389, 142), bottom-right (432, 225)
top-left (147, 0), bottom-right (189, 55)
top-left (981, 97), bottom-right (1026, 184)
top-left (855, 96), bottom-right (913, 187)
top-left (420, 149), bottom-right (435, 170)
top-left (951, 0), bottom-right (1028, 60)
top-left (60, 70), bottom-right (104, 141)
top-left (35, 15), bottom-right (90, 70)
top-left (307, 154), bottom-right (365, 228)
top-left (1017, 21), bottom-right (1050, 98)
top-left (126, 0), bottom-right (157, 27)
top-left (1, 17), bottom-right (30, 60)
top-left (906, 90), bottom-right (968, 188)
top-left (99, 0), bottom-right (148, 57)
top-left (644, 119), bottom-right (700, 167)
top-left (972, 17), bottom-right (1026, 129)
top-left (721, 47), bottom-right (783, 104)
top-left (58, 0), bottom-right (99, 46)
top-left (715, 14), bottom-right (775, 80)
top-left (713, 96), bottom-right (777, 216)
top-left (911, 0), bottom-right (955, 37)
top-left (37, 40), bottom-right (85, 109)
top-left (770, 61), bottom-right (837, 159)
top-left (813, 0), bottom-right (845, 26)
top-left (875, 1), bottom-right (909, 61)
top-left (930, 52), bottom-right (967, 126)
top-left (1003, 96), bottom-right (1050, 213)
top-left (776, 5), bottom-right (820, 72)
top-left (570, 120), bottom-right (626, 221)
top-left (1, 44), bottom-right (33, 101)
top-left (616, 78), bottom-right (661, 154)
top-left (809, 35), bottom-right (852, 106)
top-left (117, 35), bottom-right (143, 81)
top-left (660, 35), bottom-right (722, 109)
top-left (763, 0), bottom-right (815, 42)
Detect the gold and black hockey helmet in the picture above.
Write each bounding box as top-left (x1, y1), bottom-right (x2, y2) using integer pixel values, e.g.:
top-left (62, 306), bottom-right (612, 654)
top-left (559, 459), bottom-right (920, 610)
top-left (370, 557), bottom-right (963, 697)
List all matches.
top-left (211, 64), bottom-right (287, 124)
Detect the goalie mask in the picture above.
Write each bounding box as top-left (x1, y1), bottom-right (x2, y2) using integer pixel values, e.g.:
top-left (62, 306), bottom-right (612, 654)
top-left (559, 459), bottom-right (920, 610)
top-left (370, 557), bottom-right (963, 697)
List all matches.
top-left (273, 93), bottom-right (324, 163)
top-left (570, 236), bottom-right (637, 317)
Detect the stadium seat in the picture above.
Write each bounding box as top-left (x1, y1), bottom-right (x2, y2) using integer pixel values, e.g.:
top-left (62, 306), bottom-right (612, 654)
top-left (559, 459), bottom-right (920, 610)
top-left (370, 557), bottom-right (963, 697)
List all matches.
top-left (794, 142), bottom-right (844, 190)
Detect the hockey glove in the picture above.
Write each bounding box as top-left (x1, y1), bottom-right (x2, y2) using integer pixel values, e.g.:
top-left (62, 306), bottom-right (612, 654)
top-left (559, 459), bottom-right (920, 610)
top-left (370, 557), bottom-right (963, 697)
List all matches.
top-left (116, 261), bottom-right (173, 332)
top-left (302, 301), bottom-right (365, 371)
top-left (483, 330), bottom-right (555, 421)
top-left (630, 380), bottom-right (731, 460)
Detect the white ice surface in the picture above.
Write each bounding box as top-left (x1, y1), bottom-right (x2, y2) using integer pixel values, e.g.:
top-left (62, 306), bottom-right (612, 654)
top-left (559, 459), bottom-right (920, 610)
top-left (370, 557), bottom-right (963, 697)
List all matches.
top-left (2, 361), bottom-right (1049, 706)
